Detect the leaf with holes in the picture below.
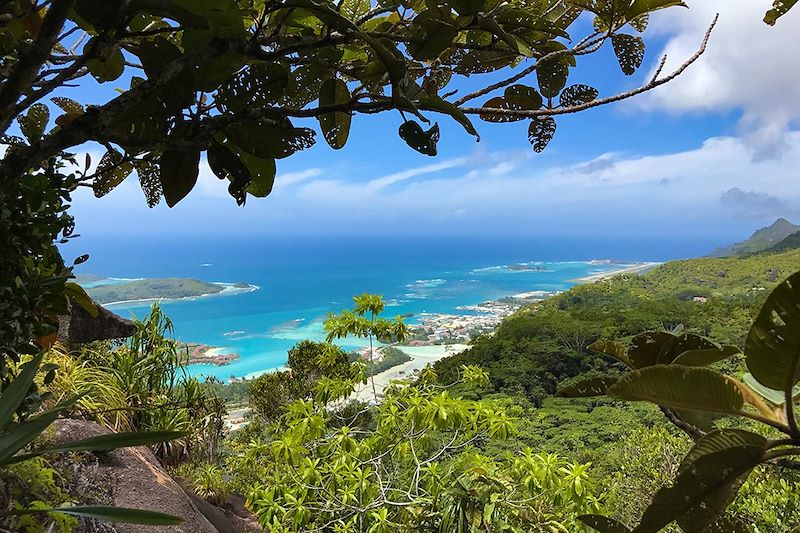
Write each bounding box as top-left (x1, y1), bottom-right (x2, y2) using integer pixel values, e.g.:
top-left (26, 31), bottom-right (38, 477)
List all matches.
top-left (626, 0), bottom-right (687, 22)
top-left (612, 33), bottom-right (645, 75)
top-left (588, 339), bottom-right (632, 367)
top-left (745, 270), bottom-right (800, 390)
top-left (134, 159), bottom-right (161, 208)
top-left (528, 117), bottom-right (556, 153)
top-left (556, 376), bottom-right (619, 397)
top-left (537, 57), bottom-right (569, 98)
top-left (93, 149), bottom-right (134, 198)
top-left (505, 84), bottom-right (543, 110)
top-left (318, 78), bottom-right (352, 150)
top-left (479, 97), bottom-right (526, 123)
top-left (341, 0), bottom-right (371, 20)
top-left (398, 121), bottom-right (439, 156)
top-left (227, 120), bottom-right (316, 160)
top-left (628, 13), bottom-right (648, 32)
top-left (160, 150), bottom-right (201, 207)
top-left (241, 152), bottom-right (276, 199)
top-left (18, 104), bottom-right (49, 142)
top-left (559, 84), bottom-right (599, 107)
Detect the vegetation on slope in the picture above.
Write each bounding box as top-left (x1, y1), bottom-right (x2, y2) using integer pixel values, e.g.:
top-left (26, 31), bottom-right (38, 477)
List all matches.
top-left (767, 230), bottom-right (800, 253)
top-left (710, 218), bottom-right (800, 257)
top-left (85, 278), bottom-right (224, 304)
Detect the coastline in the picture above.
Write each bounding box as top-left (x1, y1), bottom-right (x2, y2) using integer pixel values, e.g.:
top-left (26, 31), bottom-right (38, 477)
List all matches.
top-left (573, 262), bottom-right (661, 283)
top-left (103, 282), bottom-right (259, 308)
top-left (351, 344), bottom-right (470, 402)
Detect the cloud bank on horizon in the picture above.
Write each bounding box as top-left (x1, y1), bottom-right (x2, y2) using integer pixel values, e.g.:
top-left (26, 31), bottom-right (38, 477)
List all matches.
top-left (70, 2), bottom-right (800, 241)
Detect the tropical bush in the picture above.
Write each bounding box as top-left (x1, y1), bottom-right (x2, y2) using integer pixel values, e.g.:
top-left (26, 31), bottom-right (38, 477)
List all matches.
top-left (559, 270), bottom-right (800, 532)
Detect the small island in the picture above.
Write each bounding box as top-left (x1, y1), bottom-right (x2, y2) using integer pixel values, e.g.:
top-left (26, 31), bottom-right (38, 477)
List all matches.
top-left (183, 343), bottom-right (240, 366)
top-left (77, 275), bottom-right (257, 305)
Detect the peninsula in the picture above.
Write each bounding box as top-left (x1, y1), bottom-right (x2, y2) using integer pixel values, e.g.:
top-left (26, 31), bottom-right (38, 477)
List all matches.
top-left (77, 275), bottom-right (258, 305)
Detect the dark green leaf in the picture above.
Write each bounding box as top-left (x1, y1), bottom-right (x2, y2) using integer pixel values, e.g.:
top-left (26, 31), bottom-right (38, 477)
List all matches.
top-left (743, 372), bottom-right (800, 405)
top-left (527, 117), bottom-right (556, 153)
top-left (418, 96), bottom-right (479, 139)
top-left (93, 148), bottom-right (134, 198)
top-left (612, 34), bottom-right (645, 76)
top-left (672, 346), bottom-right (740, 367)
top-left (626, 0), bottom-right (687, 21)
top-left (0, 352), bottom-right (45, 431)
top-left (407, 10), bottom-right (458, 61)
top-left (0, 394), bottom-right (83, 465)
top-left (87, 47), bottom-right (124, 82)
top-left (318, 78), bottom-right (352, 150)
top-left (559, 84), bottom-right (599, 107)
top-left (160, 150), bottom-right (201, 207)
top-left (398, 121), bottom-right (439, 156)
top-left (505, 84), bottom-right (543, 110)
top-left (607, 366), bottom-right (747, 416)
top-left (134, 158), bottom-right (162, 208)
top-left (18, 103), bottom-right (49, 142)
top-left (745, 271), bottom-right (800, 390)
top-left (227, 120), bottom-right (316, 160)
top-left (634, 430), bottom-right (765, 533)
top-left (479, 97), bottom-right (526, 123)
top-left (7, 431), bottom-right (187, 465)
top-left (24, 506), bottom-right (184, 525)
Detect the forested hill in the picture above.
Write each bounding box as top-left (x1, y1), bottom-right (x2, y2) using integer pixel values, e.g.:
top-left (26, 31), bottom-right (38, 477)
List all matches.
top-left (434, 247), bottom-right (800, 402)
top-left (710, 217), bottom-right (800, 257)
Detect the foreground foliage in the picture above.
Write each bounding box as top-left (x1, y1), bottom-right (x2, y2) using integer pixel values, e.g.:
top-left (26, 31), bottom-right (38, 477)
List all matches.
top-left (0, 0), bottom-right (713, 207)
top-left (558, 269), bottom-right (800, 532)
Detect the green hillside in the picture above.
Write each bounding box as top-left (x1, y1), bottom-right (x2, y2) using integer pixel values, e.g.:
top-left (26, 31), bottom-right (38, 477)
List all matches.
top-left (767, 230), bottom-right (800, 253)
top-left (435, 247), bottom-right (800, 401)
top-left (710, 217), bottom-right (800, 256)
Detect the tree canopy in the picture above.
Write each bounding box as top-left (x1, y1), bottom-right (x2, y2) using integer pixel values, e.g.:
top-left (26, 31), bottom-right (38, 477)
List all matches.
top-left (0, 0), bottom-right (717, 208)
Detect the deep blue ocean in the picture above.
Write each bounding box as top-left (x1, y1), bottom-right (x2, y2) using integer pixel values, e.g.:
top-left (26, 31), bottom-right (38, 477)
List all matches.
top-left (61, 234), bottom-right (718, 380)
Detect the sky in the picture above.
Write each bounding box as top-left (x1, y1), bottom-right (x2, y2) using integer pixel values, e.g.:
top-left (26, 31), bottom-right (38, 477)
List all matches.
top-left (60, 0), bottom-right (800, 245)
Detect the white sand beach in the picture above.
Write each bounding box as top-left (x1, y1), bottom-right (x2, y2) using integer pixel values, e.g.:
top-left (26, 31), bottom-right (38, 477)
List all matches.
top-left (352, 344), bottom-right (469, 402)
top-left (574, 262), bottom-right (661, 283)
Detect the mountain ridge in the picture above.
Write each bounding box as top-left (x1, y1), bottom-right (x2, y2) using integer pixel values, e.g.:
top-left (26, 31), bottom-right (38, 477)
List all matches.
top-left (709, 217), bottom-right (800, 257)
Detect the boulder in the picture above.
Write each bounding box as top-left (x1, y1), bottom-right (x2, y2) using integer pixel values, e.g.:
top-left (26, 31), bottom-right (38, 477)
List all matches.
top-left (50, 419), bottom-right (218, 533)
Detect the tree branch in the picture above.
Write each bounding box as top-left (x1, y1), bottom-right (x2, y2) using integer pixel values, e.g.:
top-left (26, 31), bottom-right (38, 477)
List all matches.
top-left (0, 0), bottom-right (77, 136)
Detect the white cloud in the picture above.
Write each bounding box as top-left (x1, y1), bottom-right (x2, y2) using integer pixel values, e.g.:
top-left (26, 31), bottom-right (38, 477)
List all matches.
top-left (640, 0), bottom-right (800, 158)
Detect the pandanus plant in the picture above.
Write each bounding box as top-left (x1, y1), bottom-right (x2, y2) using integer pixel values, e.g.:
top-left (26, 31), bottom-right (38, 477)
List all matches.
top-left (557, 270), bottom-right (800, 532)
top-left (1, 349), bottom-right (186, 527)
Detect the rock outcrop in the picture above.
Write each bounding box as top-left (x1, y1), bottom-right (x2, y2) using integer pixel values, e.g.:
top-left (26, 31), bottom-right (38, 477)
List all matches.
top-left (51, 419), bottom-right (219, 533)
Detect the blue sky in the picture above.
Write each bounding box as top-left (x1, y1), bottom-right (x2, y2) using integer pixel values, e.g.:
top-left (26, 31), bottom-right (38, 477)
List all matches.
top-left (60, 0), bottom-right (800, 244)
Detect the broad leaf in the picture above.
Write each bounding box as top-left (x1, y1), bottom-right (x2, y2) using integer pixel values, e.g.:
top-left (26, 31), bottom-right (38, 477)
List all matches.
top-left (528, 117), bottom-right (556, 153)
top-left (588, 339), bottom-right (632, 368)
top-left (87, 47), bottom-right (124, 82)
top-left (559, 84), bottom-right (599, 107)
top-left (398, 121), bottom-right (439, 156)
top-left (134, 158), bottom-right (162, 208)
top-left (7, 430), bottom-right (188, 465)
top-left (626, 331), bottom-right (674, 368)
top-left (743, 372), bottom-right (800, 405)
top-left (672, 346), bottom-right (740, 367)
top-left (93, 148), bottom-right (134, 198)
top-left (24, 506), bottom-right (184, 525)
top-left (745, 271), bottom-right (800, 390)
top-left (64, 282), bottom-right (99, 318)
top-left (625, 0), bottom-right (687, 21)
top-left (634, 430), bottom-right (765, 533)
top-left (611, 34), bottom-right (645, 76)
top-left (607, 366), bottom-right (747, 416)
top-left (160, 150), bottom-right (201, 207)
top-left (556, 376), bottom-right (619, 397)
top-left (18, 103), bottom-right (49, 142)
top-left (407, 10), bottom-right (458, 61)
top-left (318, 78), bottom-right (352, 150)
